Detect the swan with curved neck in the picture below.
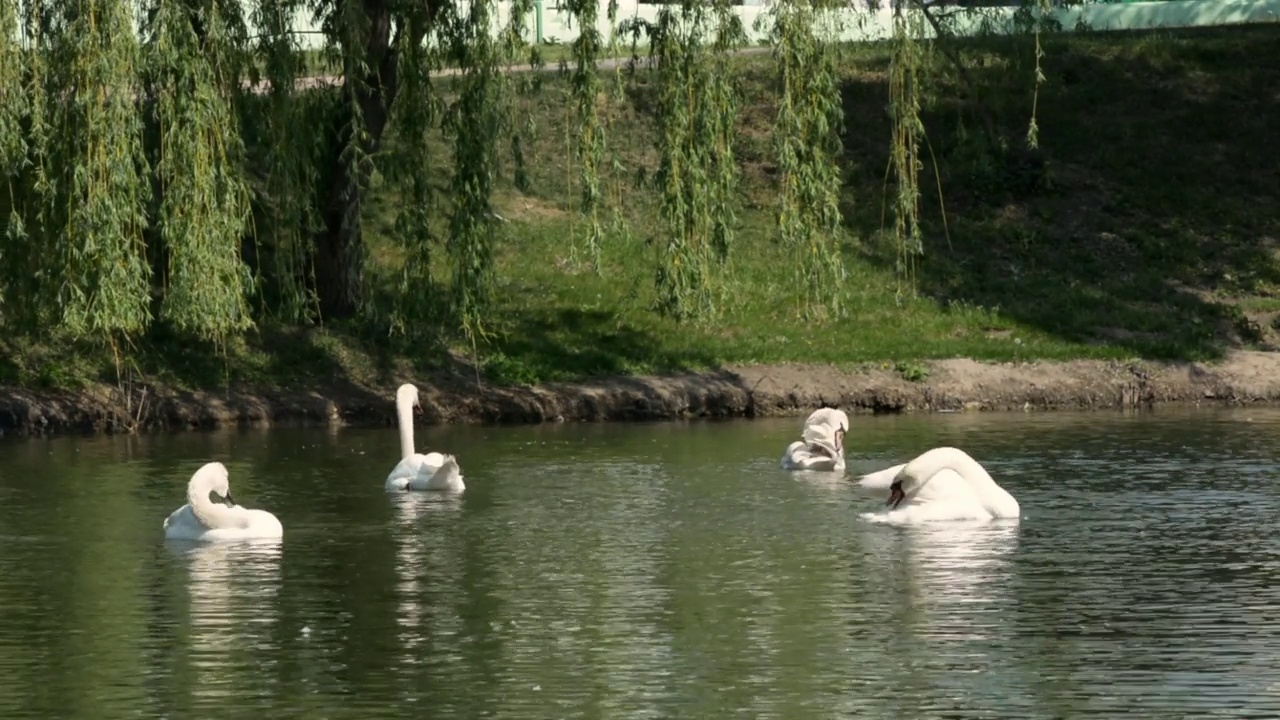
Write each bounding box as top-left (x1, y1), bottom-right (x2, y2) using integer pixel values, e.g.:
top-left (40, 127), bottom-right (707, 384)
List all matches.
top-left (163, 462), bottom-right (283, 541)
top-left (385, 383), bottom-right (466, 492)
top-left (858, 447), bottom-right (1020, 523)
top-left (780, 407), bottom-right (850, 471)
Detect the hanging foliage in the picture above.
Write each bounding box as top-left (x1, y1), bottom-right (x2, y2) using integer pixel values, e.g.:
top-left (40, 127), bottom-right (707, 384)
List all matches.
top-left (40, 0), bottom-right (153, 338)
top-left (446, 0), bottom-right (533, 339)
top-left (0, 0), bottom-right (26, 322)
top-left (385, 6), bottom-right (446, 336)
top-left (0, 0), bottom-right (22, 181)
top-left (144, 0), bottom-right (254, 340)
top-left (888, 2), bottom-right (929, 299)
top-left (768, 0), bottom-right (847, 318)
top-left (248, 0), bottom-right (322, 324)
top-left (1, 0), bottom-right (50, 331)
top-left (0, 0), bottom-right (1065, 380)
top-left (562, 0), bottom-right (606, 271)
top-left (1027, 0), bottom-right (1053, 149)
top-left (649, 0), bottom-right (744, 322)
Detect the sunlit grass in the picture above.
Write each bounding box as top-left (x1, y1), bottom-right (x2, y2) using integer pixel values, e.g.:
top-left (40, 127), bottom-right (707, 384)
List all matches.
top-left (5, 25), bottom-right (1278, 391)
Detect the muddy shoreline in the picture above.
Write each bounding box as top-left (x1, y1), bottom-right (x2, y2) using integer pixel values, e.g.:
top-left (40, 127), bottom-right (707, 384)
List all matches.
top-left (3, 350), bottom-right (1280, 438)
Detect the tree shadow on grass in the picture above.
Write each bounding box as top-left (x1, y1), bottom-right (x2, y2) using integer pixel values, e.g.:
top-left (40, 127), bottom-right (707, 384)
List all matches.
top-left (840, 26), bottom-right (1280, 360)
top-left (481, 307), bottom-right (723, 385)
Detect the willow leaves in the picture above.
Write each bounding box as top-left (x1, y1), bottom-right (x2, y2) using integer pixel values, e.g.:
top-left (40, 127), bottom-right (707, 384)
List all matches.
top-left (145, 0), bottom-right (254, 339)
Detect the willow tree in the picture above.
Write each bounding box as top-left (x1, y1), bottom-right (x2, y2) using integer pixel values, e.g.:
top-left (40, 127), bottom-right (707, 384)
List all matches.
top-left (767, 0), bottom-right (847, 318)
top-left (307, 0), bottom-right (438, 320)
top-left (561, 0), bottom-right (609, 271)
top-left (650, 0), bottom-right (744, 321)
top-left (0, 0), bottom-right (24, 322)
top-left (249, 0), bottom-right (323, 324)
top-left (144, 0), bottom-right (255, 340)
top-left (888, 2), bottom-right (928, 298)
top-left (37, 0), bottom-right (153, 340)
top-left (383, 7), bottom-right (444, 335)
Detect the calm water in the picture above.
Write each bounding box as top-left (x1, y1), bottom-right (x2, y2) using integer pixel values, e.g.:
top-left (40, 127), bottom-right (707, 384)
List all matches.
top-left (2, 408), bottom-right (1280, 718)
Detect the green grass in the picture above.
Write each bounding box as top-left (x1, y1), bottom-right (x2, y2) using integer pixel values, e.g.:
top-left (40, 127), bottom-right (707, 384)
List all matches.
top-left (4, 24), bottom-right (1279, 392)
top-left (389, 24), bottom-right (1280, 385)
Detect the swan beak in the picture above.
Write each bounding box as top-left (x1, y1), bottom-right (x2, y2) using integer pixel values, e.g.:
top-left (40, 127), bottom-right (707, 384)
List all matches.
top-left (223, 492), bottom-right (237, 508)
top-left (887, 480), bottom-right (906, 510)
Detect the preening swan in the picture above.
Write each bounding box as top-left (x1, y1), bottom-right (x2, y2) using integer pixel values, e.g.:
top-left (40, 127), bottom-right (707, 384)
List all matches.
top-left (163, 462), bottom-right (284, 541)
top-left (385, 383), bottom-right (466, 492)
top-left (780, 408), bottom-right (850, 471)
top-left (858, 446), bottom-right (1020, 524)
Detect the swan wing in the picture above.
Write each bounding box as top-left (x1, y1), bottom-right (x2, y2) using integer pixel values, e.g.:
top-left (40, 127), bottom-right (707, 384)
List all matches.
top-left (857, 463), bottom-right (906, 490)
top-left (781, 441), bottom-right (843, 471)
top-left (386, 452), bottom-right (446, 491)
top-left (784, 450), bottom-right (841, 472)
top-left (863, 469), bottom-right (994, 524)
top-left (409, 454), bottom-right (465, 492)
top-left (800, 423), bottom-right (840, 446)
top-left (240, 508), bottom-right (284, 538)
top-left (163, 504), bottom-right (207, 540)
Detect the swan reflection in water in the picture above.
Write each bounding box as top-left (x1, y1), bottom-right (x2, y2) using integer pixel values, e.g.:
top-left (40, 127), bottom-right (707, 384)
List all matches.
top-left (870, 520), bottom-right (1020, 643)
top-left (389, 492), bottom-right (465, 669)
top-left (169, 540), bottom-right (283, 701)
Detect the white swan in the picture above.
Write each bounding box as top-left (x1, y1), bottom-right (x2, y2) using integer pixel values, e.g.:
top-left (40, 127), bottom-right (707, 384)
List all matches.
top-left (780, 407), bottom-right (850, 471)
top-left (385, 383), bottom-right (465, 492)
top-left (163, 462), bottom-right (284, 541)
top-left (858, 446), bottom-right (1020, 524)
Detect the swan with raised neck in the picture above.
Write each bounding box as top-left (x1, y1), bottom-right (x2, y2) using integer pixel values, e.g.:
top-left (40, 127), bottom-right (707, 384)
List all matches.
top-left (385, 383), bottom-right (466, 492)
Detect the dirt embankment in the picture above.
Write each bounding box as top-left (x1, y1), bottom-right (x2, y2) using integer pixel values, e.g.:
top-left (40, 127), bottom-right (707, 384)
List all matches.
top-left (3, 350), bottom-right (1280, 438)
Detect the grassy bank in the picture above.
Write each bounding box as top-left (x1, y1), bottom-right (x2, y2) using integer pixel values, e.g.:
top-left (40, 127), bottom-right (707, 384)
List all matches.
top-left (4, 24), bottom-right (1279, 394)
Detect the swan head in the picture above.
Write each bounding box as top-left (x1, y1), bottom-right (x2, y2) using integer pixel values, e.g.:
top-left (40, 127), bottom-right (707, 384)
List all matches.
top-left (887, 478), bottom-right (906, 509)
top-left (884, 447), bottom-right (985, 510)
top-left (191, 462), bottom-right (236, 507)
top-left (396, 383), bottom-right (422, 413)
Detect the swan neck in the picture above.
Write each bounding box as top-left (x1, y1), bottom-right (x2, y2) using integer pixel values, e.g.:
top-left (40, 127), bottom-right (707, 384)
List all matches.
top-left (396, 395), bottom-right (415, 459)
top-left (187, 481), bottom-right (237, 530)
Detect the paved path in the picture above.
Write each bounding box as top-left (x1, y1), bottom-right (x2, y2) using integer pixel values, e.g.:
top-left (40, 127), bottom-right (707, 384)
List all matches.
top-left (243, 45), bottom-right (774, 94)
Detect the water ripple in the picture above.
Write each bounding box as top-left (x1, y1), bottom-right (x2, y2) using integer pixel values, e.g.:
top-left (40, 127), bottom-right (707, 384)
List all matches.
top-left (2, 410), bottom-right (1280, 717)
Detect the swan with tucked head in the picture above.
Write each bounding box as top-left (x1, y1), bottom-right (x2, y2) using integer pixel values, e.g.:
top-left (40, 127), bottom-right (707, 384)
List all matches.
top-left (385, 383), bottom-right (466, 492)
top-left (163, 462), bottom-right (283, 541)
top-left (858, 446), bottom-right (1020, 524)
top-left (781, 407), bottom-right (850, 471)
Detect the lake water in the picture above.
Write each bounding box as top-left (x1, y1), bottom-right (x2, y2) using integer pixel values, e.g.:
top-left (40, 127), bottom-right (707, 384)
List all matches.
top-left (2, 408), bottom-right (1280, 718)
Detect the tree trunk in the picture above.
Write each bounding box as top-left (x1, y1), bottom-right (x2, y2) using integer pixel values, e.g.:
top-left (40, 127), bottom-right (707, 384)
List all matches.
top-left (311, 0), bottom-right (400, 321)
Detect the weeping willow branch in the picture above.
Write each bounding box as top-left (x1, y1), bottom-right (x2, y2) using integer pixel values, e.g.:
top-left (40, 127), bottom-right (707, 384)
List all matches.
top-left (145, 0), bottom-right (254, 340)
top-left (911, 0), bottom-right (997, 142)
top-left (0, 0), bottom-right (23, 179)
top-left (42, 0), bottom-right (153, 338)
top-left (1027, 0), bottom-right (1052, 148)
top-left (889, 3), bottom-right (928, 300)
top-left (650, 0), bottom-right (744, 322)
top-left (563, 0), bottom-right (606, 271)
top-left (385, 8), bottom-right (443, 337)
top-left (1, 0), bottom-right (52, 331)
top-left (768, 0), bottom-right (847, 319)
top-left (447, 0), bottom-right (532, 340)
top-left (248, 0), bottom-right (321, 324)
top-left (0, 0), bottom-right (26, 323)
